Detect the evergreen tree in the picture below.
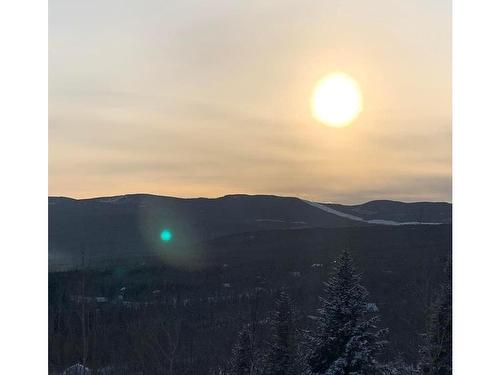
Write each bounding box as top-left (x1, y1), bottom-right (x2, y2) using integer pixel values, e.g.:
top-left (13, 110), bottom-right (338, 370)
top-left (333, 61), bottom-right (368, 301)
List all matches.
top-left (418, 261), bottom-right (452, 375)
top-left (262, 290), bottom-right (304, 375)
top-left (229, 325), bottom-right (255, 375)
top-left (307, 250), bottom-right (387, 374)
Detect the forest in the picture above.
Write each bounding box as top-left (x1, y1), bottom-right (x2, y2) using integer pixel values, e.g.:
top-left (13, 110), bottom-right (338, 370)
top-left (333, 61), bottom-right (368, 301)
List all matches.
top-left (49, 230), bottom-right (451, 375)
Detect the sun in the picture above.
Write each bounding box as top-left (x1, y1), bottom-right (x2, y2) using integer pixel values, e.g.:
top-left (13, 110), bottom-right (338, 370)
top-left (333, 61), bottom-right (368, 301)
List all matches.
top-left (311, 72), bottom-right (363, 127)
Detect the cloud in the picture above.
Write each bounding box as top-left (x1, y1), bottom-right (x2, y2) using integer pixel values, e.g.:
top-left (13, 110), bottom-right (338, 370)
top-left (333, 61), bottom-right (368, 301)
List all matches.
top-left (49, 0), bottom-right (451, 203)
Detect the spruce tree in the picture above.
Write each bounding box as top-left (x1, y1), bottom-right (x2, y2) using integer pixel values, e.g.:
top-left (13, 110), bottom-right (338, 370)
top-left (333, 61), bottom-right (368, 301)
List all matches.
top-left (307, 250), bottom-right (387, 374)
top-left (262, 290), bottom-right (303, 375)
top-left (229, 325), bottom-right (255, 375)
top-left (418, 261), bottom-right (452, 375)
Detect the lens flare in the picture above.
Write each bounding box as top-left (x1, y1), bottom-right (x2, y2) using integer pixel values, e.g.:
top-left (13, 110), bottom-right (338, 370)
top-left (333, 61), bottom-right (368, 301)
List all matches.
top-left (160, 229), bottom-right (172, 242)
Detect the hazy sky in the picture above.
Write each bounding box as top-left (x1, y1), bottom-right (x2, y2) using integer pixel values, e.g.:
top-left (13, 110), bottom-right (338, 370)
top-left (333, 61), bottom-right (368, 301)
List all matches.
top-left (49, 0), bottom-right (451, 203)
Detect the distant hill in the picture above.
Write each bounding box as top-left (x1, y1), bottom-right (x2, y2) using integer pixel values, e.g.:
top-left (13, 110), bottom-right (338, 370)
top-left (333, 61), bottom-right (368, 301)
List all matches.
top-left (49, 194), bottom-right (451, 270)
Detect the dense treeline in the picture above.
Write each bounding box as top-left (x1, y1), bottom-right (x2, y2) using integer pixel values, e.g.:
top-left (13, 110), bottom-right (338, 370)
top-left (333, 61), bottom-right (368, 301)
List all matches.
top-left (49, 243), bottom-right (451, 374)
top-left (226, 251), bottom-right (451, 375)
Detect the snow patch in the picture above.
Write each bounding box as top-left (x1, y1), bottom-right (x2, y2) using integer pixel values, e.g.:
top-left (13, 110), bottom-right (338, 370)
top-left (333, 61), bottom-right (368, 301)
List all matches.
top-left (301, 199), bottom-right (442, 226)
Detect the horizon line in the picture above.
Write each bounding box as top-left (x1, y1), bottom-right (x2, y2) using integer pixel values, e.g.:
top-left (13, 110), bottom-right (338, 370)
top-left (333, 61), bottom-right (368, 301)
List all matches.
top-left (48, 192), bottom-right (452, 206)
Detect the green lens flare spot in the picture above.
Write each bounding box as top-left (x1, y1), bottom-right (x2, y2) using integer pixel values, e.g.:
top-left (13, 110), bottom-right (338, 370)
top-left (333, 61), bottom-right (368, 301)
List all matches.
top-left (160, 229), bottom-right (172, 242)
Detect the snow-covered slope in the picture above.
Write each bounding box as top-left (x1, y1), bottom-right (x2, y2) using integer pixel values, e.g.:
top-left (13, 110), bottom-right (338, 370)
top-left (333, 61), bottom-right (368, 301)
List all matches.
top-left (301, 200), bottom-right (443, 226)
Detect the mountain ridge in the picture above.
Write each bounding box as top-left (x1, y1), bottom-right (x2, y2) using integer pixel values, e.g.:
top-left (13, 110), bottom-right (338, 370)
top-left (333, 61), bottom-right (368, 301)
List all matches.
top-left (49, 193), bottom-right (452, 205)
top-left (49, 193), bottom-right (451, 270)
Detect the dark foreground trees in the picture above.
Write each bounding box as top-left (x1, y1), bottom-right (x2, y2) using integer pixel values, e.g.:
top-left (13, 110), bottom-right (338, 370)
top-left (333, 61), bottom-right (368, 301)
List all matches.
top-left (418, 261), bottom-right (452, 375)
top-left (230, 250), bottom-right (393, 375)
top-left (50, 247), bottom-right (451, 374)
top-left (261, 290), bottom-right (304, 375)
top-left (229, 325), bottom-right (256, 375)
top-left (306, 250), bottom-right (387, 374)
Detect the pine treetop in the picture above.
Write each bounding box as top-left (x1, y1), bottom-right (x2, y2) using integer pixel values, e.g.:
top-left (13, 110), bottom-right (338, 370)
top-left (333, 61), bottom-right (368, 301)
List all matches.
top-left (307, 250), bottom-right (387, 375)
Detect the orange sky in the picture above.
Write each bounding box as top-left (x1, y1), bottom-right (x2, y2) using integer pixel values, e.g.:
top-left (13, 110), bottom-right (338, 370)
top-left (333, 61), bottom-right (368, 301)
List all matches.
top-left (49, 0), bottom-right (451, 203)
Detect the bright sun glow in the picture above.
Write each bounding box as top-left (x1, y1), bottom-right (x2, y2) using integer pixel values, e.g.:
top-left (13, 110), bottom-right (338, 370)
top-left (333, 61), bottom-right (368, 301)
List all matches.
top-left (311, 72), bottom-right (363, 127)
